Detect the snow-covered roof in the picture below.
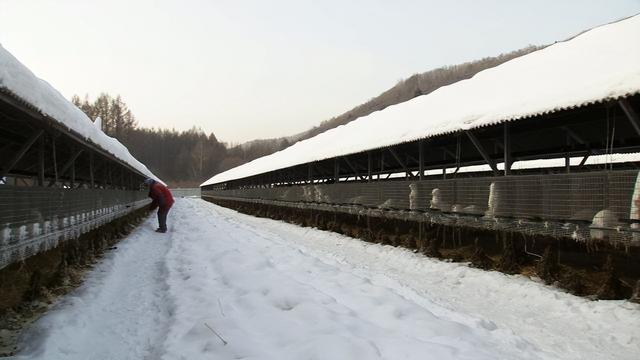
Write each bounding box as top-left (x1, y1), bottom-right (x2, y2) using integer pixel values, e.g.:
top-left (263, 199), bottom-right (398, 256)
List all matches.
top-left (0, 45), bottom-right (161, 182)
top-left (202, 15), bottom-right (640, 187)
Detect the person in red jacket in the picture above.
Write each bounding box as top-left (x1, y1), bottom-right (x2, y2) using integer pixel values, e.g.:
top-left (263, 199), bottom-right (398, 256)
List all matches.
top-left (144, 178), bottom-right (174, 233)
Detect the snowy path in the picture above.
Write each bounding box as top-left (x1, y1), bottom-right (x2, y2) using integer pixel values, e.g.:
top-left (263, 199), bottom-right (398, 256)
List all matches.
top-left (16, 214), bottom-right (173, 359)
top-left (13, 198), bottom-right (640, 360)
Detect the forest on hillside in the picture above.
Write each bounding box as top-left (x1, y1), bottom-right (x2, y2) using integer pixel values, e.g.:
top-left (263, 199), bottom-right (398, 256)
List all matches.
top-left (73, 45), bottom-right (544, 187)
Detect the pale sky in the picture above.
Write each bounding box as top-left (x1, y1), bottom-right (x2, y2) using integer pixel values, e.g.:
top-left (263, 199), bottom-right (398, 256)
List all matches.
top-left (1, 1), bottom-right (639, 143)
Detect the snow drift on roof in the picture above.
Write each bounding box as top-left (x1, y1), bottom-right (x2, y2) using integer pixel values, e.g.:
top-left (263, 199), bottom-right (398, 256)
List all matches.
top-left (202, 15), bottom-right (640, 187)
top-left (0, 45), bottom-right (161, 183)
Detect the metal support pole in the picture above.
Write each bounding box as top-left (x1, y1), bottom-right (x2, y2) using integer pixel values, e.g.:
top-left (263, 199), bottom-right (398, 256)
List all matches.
top-left (107, 164), bottom-right (112, 188)
top-left (48, 148), bottom-right (83, 187)
top-left (70, 151), bottom-right (76, 188)
top-left (454, 134), bottom-right (461, 175)
top-left (38, 135), bottom-right (45, 186)
top-left (379, 152), bottom-right (384, 181)
top-left (367, 151), bottom-right (372, 182)
top-left (565, 131), bottom-right (571, 173)
top-left (504, 123), bottom-right (511, 176)
top-left (442, 149), bottom-right (447, 179)
top-left (620, 99), bottom-right (640, 136)
top-left (52, 137), bottom-right (58, 186)
top-left (89, 152), bottom-right (95, 188)
top-left (419, 140), bottom-right (424, 180)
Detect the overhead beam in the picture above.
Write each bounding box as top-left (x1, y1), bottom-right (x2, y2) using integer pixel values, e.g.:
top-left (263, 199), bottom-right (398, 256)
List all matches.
top-left (465, 130), bottom-right (499, 175)
top-left (620, 99), bottom-right (640, 136)
top-left (0, 129), bottom-right (44, 179)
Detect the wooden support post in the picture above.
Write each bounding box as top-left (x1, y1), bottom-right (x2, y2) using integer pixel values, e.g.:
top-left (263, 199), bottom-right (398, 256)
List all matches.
top-left (89, 152), bottom-right (95, 188)
top-left (419, 140), bottom-right (424, 180)
top-left (453, 134), bottom-right (461, 175)
top-left (0, 129), bottom-right (44, 179)
top-left (38, 135), bottom-right (45, 186)
top-left (465, 130), bottom-right (498, 175)
top-left (48, 149), bottom-right (83, 187)
top-left (334, 158), bottom-right (339, 183)
top-left (70, 151), bottom-right (76, 188)
top-left (52, 137), bottom-right (58, 186)
top-left (504, 123), bottom-right (511, 176)
top-left (367, 151), bottom-right (372, 182)
top-left (565, 131), bottom-right (571, 173)
top-left (620, 99), bottom-right (640, 136)
top-left (107, 164), bottom-right (112, 188)
top-left (308, 163), bottom-right (313, 184)
top-left (442, 149), bottom-right (447, 179)
top-left (379, 152), bottom-right (384, 181)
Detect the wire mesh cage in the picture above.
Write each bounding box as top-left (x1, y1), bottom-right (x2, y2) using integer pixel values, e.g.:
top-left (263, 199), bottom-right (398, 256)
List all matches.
top-left (203, 170), bottom-right (640, 247)
top-left (0, 186), bottom-right (150, 269)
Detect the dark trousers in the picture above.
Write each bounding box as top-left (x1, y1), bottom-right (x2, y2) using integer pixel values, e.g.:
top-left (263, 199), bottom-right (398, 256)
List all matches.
top-left (157, 206), bottom-right (171, 231)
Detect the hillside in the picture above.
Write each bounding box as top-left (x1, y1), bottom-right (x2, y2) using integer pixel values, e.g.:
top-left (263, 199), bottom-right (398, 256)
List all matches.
top-left (229, 45), bottom-right (544, 166)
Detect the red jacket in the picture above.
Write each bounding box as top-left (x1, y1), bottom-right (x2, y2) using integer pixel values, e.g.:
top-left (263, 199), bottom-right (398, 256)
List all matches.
top-left (149, 182), bottom-right (174, 210)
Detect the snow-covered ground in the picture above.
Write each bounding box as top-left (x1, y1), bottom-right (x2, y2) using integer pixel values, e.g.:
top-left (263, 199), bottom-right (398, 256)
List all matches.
top-left (11, 198), bottom-right (640, 360)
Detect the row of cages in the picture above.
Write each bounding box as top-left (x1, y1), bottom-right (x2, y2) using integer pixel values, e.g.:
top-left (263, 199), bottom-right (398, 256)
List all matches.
top-left (202, 169), bottom-right (640, 247)
top-left (0, 185), bottom-right (150, 270)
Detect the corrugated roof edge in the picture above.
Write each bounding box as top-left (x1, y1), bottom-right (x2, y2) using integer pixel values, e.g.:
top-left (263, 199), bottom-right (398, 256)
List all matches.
top-left (201, 14), bottom-right (640, 187)
top-left (201, 91), bottom-right (639, 187)
top-left (0, 86), bottom-right (163, 185)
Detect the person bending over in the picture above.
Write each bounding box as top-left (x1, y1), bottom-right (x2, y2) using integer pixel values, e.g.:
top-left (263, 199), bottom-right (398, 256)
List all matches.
top-left (144, 178), bottom-right (174, 233)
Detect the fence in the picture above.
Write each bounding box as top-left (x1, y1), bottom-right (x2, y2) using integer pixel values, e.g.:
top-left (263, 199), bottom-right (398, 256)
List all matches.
top-left (0, 185), bottom-right (150, 270)
top-left (203, 170), bottom-right (640, 246)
